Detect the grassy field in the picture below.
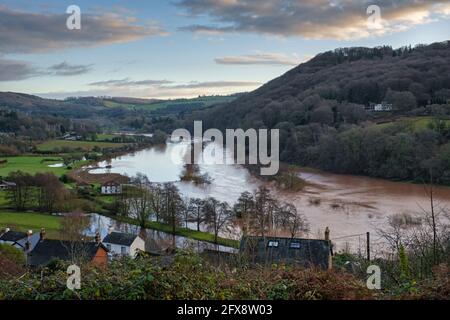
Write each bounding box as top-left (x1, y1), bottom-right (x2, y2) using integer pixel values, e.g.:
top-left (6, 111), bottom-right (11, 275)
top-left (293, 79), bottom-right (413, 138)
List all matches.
top-left (0, 211), bottom-right (62, 239)
top-left (36, 139), bottom-right (127, 152)
top-left (95, 134), bottom-right (121, 141)
top-left (377, 116), bottom-right (450, 131)
top-left (103, 95), bottom-right (237, 111)
top-left (0, 156), bottom-right (67, 177)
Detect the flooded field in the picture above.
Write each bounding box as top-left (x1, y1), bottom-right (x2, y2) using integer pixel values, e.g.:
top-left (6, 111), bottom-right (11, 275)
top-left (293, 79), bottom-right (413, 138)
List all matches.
top-left (88, 142), bottom-right (450, 252)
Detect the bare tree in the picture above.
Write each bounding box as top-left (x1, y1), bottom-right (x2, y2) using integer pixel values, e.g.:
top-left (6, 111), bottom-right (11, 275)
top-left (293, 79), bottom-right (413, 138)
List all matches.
top-left (275, 203), bottom-right (309, 238)
top-left (252, 187), bottom-right (275, 237)
top-left (34, 173), bottom-right (66, 213)
top-left (161, 183), bottom-right (184, 247)
top-left (128, 174), bottom-right (153, 228)
top-left (204, 198), bottom-right (233, 245)
top-left (59, 210), bottom-right (91, 265)
top-left (188, 198), bottom-right (205, 231)
top-left (6, 171), bottom-right (34, 211)
top-left (149, 183), bottom-right (164, 222)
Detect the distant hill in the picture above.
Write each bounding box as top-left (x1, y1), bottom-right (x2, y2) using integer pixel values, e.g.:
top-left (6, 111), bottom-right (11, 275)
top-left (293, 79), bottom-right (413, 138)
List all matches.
top-left (0, 92), bottom-right (239, 118)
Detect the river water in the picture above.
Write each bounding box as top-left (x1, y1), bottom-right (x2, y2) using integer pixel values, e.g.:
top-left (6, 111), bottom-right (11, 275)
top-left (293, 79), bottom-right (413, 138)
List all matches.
top-left (89, 142), bottom-right (450, 253)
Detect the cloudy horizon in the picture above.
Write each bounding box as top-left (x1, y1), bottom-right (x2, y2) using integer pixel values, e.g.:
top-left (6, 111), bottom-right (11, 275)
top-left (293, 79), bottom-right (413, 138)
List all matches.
top-left (0, 0), bottom-right (449, 99)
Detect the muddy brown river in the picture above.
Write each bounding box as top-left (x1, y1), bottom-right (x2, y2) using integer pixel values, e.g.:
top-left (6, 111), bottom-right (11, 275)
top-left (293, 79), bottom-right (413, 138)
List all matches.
top-left (89, 142), bottom-right (450, 253)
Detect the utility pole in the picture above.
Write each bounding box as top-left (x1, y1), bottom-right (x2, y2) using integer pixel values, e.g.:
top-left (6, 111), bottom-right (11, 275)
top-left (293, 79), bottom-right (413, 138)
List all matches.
top-left (366, 232), bottom-right (371, 261)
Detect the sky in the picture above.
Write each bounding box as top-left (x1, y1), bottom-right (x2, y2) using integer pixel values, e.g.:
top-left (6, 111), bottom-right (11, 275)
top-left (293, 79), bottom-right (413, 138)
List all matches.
top-left (0, 0), bottom-right (449, 99)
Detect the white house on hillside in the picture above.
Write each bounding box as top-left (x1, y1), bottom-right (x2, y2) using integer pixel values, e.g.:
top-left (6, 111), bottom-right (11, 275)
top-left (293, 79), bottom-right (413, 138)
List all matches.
top-left (101, 181), bottom-right (122, 195)
top-left (102, 231), bottom-right (145, 258)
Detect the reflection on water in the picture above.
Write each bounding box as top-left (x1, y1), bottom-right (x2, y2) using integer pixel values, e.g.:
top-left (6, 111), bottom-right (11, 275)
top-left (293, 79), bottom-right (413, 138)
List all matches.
top-left (87, 142), bottom-right (450, 251)
top-left (87, 213), bottom-right (237, 253)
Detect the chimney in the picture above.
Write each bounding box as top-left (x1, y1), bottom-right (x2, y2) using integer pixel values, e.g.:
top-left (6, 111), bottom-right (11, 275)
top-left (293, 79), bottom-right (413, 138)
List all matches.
top-left (108, 226), bottom-right (114, 235)
top-left (40, 228), bottom-right (46, 241)
top-left (95, 232), bottom-right (101, 244)
top-left (4, 227), bottom-right (10, 233)
top-left (325, 227), bottom-right (330, 241)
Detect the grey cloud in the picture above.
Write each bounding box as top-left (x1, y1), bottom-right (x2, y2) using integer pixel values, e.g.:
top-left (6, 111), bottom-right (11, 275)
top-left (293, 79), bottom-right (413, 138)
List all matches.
top-left (0, 59), bottom-right (96, 82)
top-left (0, 6), bottom-right (168, 54)
top-left (176, 0), bottom-right (450, 39)
top-left (0, 58), bottom-right (41, 81)
top-left (48, 62), bottom-right (93, 76)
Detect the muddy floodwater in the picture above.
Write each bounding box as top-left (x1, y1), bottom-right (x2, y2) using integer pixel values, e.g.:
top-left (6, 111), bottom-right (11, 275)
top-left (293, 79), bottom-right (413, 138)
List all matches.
top-left (89, 142), bottom-right (450, 252)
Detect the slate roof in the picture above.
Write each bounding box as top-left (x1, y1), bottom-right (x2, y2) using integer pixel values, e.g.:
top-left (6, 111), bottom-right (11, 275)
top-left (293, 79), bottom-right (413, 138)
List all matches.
top-left (0, 230), bottom-right (27, 242)
top-left (103, 232), bottom-right (138, 247)
top-left (13, 233), bottom-right (41, 252)
top-left (240, 236), bottom-right (332, 270)
top-left (27, 240), bottom-right (108, 267)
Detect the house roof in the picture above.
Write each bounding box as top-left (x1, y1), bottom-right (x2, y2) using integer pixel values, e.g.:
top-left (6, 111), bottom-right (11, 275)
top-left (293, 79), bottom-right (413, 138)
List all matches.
top-left (102, 181), bottom-right (121, 187)
top-left (103, 232), bottom-right (139, 247)
top-left (0, 230), bottom-right (27, 242)
top-left (240, 236), bottom-right (332, 269)
top-left (13, 233), bottom-right (41, 252)
top-left (0, 181), bottom-right (16, 187)
top-left (27, 240), bottom-right (108, 267)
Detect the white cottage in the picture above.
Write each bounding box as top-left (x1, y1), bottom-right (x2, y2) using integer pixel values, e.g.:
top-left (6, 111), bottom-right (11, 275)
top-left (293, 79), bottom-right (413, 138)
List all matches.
top-left (102, 231), bottom-right (145, 258)
top-left (101, 181), bottom-right (122, 195)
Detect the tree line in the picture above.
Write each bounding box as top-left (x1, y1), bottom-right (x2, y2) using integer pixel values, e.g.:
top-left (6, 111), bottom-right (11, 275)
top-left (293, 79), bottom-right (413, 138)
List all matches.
top-left (114, 174), bottom-right (309, 245)
top-left (4, 171), bottom-right (67, 212)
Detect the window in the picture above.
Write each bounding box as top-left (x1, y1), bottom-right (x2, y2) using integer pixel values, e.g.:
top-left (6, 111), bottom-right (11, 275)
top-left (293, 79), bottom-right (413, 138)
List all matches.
top-left (267, 240), bottom-right (279, 248)
top-left (121, 246), bottom-right (126, 255)
top-left (290, 242), bottom-right (301, 249)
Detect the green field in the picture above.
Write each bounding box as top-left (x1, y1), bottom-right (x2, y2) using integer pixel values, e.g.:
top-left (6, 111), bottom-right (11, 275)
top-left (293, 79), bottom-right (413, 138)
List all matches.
top-left (36, 139), bottom-right (127, 152)
top-left (95, 134), bottom-right (121, 141)
top-left (0, 156), bottom-right (67, 177)
top-left (377, 116), bottom-right (450, 131)
top-left (0, 211), bottom-right (62, 239)
top-left (103, 95), bottom-right (237, 111)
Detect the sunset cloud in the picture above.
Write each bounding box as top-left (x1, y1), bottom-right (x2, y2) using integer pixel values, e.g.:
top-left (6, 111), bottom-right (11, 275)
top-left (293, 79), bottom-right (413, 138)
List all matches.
top-left (38, 80), bottom-right (261, 99)
top-left (89, 78), bottom-right (173, 87)
top-left (177, 0), bottom-right (450, 40)
top-left (215, 53), bottom-right (309, 66)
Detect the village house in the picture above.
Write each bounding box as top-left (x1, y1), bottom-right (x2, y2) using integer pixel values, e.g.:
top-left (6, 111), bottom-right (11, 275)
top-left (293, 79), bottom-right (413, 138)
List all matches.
top-left (27, 229), bottom-right (109, 268)
top-left (0, 180), bottom-right (16, 191)
top-left (365, 101), bottom-right (394, 112)
top-left (0, 228), bottom-right (28, 246)
top-left (101, 181), bottom-right (122, 195)
top-left (61, 132), bottom-right (82, 141)
top-left (240, 235), bottom-right (333, 270)
top-left (102, 231), bottom-right (145, 259)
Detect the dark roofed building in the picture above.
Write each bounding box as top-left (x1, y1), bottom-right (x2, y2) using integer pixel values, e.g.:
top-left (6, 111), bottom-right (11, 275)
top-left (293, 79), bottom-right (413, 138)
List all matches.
top-left (103, 232), bottom-right (137, 247)
top-left (28, 239), bottom-right (109, 267)
top-left (240, 236), bottom-right (333, 270)
top-left (0, 228), bottom-right (27, 244)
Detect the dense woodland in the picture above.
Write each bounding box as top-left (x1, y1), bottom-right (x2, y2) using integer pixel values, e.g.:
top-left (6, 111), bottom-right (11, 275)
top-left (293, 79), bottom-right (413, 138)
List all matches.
top-left (174, 41), bottom-right (450, 183)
